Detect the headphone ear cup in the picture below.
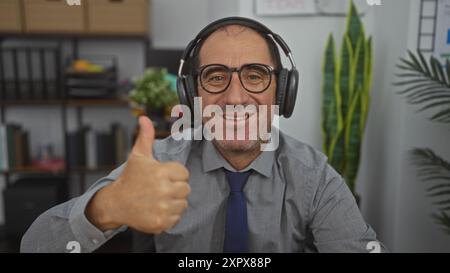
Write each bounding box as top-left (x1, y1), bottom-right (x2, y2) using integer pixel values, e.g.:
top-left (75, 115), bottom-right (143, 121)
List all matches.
top-left (186, 75), bottom-right (197, 109)
top-left (276, 69), bottom-right (289, 116)
top-left (283, 69), bottom-right (299, 118)
top-left (177, 75), bottom-right (197, 128)
top-left (177, 75), bottom-right (196, 112)
top-left (177, 76), bottom-right (190, 108)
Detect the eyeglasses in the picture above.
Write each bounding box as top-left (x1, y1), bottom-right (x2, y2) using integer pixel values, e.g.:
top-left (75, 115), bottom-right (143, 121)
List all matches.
top-left (196, 63), bottom-right (277, 94)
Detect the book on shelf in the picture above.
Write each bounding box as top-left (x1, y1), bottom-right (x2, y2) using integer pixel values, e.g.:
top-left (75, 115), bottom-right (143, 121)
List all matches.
top-left (86, 129), bottom-right (97, 169)
top-left (0, 125), bottom-right (8, 171)
top-left (112, 123), bottom-right (127, 164)
top-left (67, 123), bottom-right (128, 170)
top-left (0, 122), bottom-right (129, 172)
top-left (67, 127), bottom-right (86, 169)
top-left (0, 123), bottom-right (31, 172)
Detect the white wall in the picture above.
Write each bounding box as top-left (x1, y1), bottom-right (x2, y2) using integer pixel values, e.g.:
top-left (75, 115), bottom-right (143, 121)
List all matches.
top-left (208, 0), bottom-right (240, 21)
top-left (357, 0), bottom-right (416, 252)
top-left (151, 0), bottom-right (240, 48)
top-left (151, 0), bottom-right (210, 48)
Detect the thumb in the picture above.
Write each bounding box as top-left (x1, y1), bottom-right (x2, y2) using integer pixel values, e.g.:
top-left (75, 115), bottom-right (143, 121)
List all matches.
top-left (131, 115), bottom-right (156, 159)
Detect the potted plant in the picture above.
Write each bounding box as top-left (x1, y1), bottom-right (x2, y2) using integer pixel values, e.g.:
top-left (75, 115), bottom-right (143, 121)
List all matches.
top-left (128, 67), bottom-right (178, 131)
top-left (321, 0), bottom-right (373, 203)
top-left (395, 50), bottom-right (450, 234)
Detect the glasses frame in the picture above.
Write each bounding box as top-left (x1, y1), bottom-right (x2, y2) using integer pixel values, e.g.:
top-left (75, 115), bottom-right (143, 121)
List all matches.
top-left (195, 63), bottom-right (278, 94)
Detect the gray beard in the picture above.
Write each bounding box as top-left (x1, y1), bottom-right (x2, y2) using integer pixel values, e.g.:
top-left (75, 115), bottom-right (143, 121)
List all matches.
top-left (213, 139), bottom-right (261, 153)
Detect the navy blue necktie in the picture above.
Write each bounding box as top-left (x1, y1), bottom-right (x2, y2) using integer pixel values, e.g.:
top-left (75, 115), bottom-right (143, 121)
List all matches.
top-left (223, 169), bottom-right (251, 253)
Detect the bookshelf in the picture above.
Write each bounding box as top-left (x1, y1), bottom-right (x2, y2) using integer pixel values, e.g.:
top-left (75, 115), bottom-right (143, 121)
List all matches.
top-left (0, 98), bottom-right (130, 107)
top-left (0, 33), bottom-right (171, 194)
top-left (0, 97), bottom-right (171, 192)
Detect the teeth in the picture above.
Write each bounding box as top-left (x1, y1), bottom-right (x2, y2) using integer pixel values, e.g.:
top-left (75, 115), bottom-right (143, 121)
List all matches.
top-left (224, 115), bottom-right (247, 121)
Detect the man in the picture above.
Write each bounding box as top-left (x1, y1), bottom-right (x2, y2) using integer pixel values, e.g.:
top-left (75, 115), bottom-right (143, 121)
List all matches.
top-left (21, 17), bottom-right (385, 253)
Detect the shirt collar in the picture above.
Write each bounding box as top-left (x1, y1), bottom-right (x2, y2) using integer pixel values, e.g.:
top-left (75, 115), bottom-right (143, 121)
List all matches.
top-left (201, 140), bottom-right (274, 178)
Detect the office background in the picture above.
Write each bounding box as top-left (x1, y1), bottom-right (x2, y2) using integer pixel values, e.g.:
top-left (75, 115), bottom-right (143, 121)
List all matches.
top-left (0, 0), bottom-right (449, 252)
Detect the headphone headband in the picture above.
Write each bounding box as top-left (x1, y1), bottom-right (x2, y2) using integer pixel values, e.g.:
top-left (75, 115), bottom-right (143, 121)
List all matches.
top-left (178, 17), bottom-right (296, 77)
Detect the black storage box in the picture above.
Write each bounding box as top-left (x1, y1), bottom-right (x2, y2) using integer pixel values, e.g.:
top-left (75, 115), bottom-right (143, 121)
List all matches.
top-left (2, 175), bottom-right (67, 238)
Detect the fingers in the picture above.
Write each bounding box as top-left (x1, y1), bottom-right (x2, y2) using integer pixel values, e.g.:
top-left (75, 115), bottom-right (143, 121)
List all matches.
top-left (131, 116), bottom-right (156, 160)
top-left (169, 181), bottom-right (191, 199)
top-left (152, 212), bottom-right (183, 234)
top-left (167, 199), bottom-right (189, 215)
top-left (167, 215), bottom-right (181, 227)
top-left (161, 162), bottom-right (190, 181)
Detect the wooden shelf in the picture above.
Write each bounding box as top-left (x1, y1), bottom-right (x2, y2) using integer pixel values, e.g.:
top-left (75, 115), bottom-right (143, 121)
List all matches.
top-left (66, 98), bottom-right (130, 107)
top-left (0, 98), bottom-right (130, 107)
top-left (1, 165), bottom-right (119, 175)
top-left (0, 100), bottom-right (64, 106)
top-left (155, 130), bottom-right (171, 139)
top-left (0, 32), bottom-right (149, 40)
top-left (1, 166), bottom-right (66, 175)
top-left (69, 166), bottom-right (116, 173)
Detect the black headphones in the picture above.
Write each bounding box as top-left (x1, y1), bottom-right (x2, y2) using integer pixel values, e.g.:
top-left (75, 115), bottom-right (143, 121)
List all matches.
top-left (177, 16), bottom-right (299, 118)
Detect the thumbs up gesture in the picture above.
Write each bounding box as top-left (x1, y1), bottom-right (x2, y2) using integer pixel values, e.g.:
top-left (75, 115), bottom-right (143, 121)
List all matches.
top-left (86, 116), bottom-right (191, 234)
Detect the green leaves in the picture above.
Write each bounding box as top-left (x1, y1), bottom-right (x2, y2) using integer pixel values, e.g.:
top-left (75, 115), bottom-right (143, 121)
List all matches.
top-left (321, 0), bottom-right (372, 194)
top-left (395, 50), bottom-right (450, 123)
top-left (128, 68), bottom-right (178, 110)
top-left (345, 91), bottom-right (362, 191)
top-left (433, 212), bottom-right (450, 235)
top-left (396, 51), bottom-right (450, 235)
top-left (322, 34), bottom-right (342, 159)
top-left (410, 148), bottom-right (450, 234)
top-left (346, 1), bottom-right (363, 52)
top-left (361, 37), bottom-right (372, 135)
top-left (340, 35), bottom-right (353, 129)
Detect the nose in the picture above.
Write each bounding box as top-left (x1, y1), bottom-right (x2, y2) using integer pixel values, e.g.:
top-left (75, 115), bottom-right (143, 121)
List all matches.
top-left (223, 71), bottom-right (250, 106)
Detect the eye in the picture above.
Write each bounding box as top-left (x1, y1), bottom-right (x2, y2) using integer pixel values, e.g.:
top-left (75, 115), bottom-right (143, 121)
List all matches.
top-left (247, 73), bottom-right (263, 81)
top-left (244, 71), bottom-right (266, 84)
top-left (208, 75), bottom-right (226, 82)
top-left (243, 65), bottom-right (270, 84)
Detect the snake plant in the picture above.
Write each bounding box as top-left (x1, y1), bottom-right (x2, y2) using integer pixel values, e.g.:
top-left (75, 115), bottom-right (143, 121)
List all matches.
top-left (395, 50), bottom-right (450, 234)
top-left (322, 1), bottom-right (373, 194)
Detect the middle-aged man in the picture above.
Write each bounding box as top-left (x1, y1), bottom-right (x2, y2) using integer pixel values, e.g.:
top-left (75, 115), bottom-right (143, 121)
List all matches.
top-left (21, 17), bottom-right (386, 253)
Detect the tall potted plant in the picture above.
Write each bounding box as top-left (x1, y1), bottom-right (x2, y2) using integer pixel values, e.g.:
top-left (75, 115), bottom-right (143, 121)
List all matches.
top-left (395, 50), bottom-right (450, 234)
top-left (321, 0), bottom-right (373, 199)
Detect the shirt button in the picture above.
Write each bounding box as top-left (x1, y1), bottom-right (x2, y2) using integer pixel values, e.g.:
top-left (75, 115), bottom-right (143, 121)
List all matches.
top-left (92, 239), bottom-right (99, 244)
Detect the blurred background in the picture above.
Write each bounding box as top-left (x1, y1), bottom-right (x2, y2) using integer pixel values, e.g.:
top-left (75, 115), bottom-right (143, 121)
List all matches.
top-left (0, 0), bottom-right (449, 253)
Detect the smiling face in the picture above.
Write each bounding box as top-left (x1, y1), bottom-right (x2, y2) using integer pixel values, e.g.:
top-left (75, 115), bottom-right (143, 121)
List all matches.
top-left (197, 25), bottom-right (278, 153)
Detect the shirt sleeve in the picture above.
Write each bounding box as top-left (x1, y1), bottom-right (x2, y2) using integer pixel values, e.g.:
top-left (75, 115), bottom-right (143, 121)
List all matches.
top-left (20, 163), bottom-right (127, 253)
top-left (308, 165), bottom-right (388, 253)
top-left (68, 181), bottom-right (127, 252)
